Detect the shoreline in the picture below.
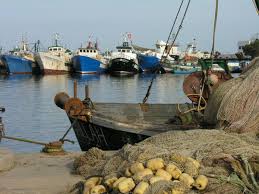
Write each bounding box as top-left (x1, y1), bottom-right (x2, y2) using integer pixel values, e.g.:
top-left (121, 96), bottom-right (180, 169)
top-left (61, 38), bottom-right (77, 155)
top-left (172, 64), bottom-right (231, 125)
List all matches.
top-left (0, 149), bottom-right (83, 194)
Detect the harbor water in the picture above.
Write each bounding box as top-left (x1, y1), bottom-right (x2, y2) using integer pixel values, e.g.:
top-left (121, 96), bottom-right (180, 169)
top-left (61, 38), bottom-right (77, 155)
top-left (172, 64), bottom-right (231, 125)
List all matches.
top-left (0, 74), bottom-right (190, 152)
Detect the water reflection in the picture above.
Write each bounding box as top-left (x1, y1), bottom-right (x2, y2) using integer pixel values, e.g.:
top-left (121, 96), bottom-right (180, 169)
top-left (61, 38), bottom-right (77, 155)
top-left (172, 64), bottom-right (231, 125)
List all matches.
top-left (0, 74), bottom-right (190, 152)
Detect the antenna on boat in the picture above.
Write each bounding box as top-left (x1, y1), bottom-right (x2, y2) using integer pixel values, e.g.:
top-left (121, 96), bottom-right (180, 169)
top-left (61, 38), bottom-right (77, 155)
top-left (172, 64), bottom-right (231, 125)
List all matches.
top-left (87, 35), bottom-right (93, 49)
top-left (54, 33), bottom-right (60, 47)
top-left (95, 38), bottom-right (99, 50)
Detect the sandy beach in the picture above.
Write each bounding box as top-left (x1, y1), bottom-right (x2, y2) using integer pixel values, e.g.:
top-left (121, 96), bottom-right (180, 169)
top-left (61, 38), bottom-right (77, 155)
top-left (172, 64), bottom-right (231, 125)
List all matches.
top-left (0, 149), bottom-right (83, 194)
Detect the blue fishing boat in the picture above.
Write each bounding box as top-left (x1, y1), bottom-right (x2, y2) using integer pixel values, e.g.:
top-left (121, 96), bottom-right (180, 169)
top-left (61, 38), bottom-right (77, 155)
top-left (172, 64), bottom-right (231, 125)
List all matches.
top-left (137, 54), bottom-right (161, 72)
top-left (72, 39), bottom-right (106, 74)
top-left (0, 54), bottom-right (32, 74)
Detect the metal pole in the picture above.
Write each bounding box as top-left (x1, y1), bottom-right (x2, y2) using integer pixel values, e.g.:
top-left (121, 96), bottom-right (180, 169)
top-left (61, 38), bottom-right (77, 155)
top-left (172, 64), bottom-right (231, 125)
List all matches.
top-left (74, 80), bottom-right (77, 98)
top-left (85, 85), bottom-right (89, 99)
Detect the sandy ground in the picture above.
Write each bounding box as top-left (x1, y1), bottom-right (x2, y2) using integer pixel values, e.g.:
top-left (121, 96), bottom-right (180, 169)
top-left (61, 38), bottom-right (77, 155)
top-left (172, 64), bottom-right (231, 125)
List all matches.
top-left (0, 150), bottom-right (84, 194)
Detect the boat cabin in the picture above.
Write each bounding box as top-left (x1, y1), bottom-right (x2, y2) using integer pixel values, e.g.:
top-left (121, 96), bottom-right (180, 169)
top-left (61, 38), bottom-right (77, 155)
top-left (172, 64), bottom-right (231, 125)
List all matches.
top-left (76, 47), bottom-right (99, 58)
top-left (48, 46), bottom-right (65, 52)
top-left (116, 42), bottom-right (134, 53)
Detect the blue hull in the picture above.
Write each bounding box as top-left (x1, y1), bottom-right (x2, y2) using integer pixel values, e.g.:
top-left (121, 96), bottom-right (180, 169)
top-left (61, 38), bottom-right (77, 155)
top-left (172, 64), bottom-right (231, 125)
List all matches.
top-left (1, 55), bottom-right (32, 74)
top-left (138, 55), bottom-right (160, 72)
top-left (72, 55), bottom-right (105, 74)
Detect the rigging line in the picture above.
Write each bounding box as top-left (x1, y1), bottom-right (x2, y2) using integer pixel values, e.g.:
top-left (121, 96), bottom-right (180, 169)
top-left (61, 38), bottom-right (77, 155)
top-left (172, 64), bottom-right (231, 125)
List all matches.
top-left (211, 0), bottom-right (219, 58)
top-left (197, 0), bottom-right (219, 112)
top-left (160, 0), bottom-right (185, 63)
top-left (142, 0), bottom-right (192, 104)
top-left (163, 0), bottom-right (191, 61)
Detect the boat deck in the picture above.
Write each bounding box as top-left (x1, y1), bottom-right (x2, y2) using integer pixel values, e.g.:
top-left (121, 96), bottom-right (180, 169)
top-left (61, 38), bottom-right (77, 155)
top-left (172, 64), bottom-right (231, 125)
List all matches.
top-left (91, 103), bottom-right (199, 136)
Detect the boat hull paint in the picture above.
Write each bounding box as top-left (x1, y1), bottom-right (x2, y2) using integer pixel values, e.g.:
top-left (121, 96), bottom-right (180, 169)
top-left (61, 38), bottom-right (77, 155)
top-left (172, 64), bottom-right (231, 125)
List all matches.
top-left (72, 55), bottom-right (105, 74)
top-left (65, 103), bottom-right (201, 151)
top-left (69, 117), bottom-right (148, 151)
top-left (0, 55), bottom-right (32, 74)
top-left (138, 54), bottom-right (161, 72)
top-left (106, 58), bottom-right (140, 75)
top-left (35, 52), bottom-right (70, 74)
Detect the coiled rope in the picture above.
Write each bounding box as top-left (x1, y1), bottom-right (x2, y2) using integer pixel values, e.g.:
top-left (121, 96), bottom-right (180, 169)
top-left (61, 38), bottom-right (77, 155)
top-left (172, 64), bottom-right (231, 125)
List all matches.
top-left (142, 0), bottom-right (192, 104)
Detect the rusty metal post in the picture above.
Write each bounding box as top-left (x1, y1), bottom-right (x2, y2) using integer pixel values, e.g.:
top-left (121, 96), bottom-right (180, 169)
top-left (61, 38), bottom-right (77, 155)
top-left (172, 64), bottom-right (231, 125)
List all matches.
top-left (85, 85), bottom-right (89, 99)
top-left (74, 80), bottom-right (77, 98)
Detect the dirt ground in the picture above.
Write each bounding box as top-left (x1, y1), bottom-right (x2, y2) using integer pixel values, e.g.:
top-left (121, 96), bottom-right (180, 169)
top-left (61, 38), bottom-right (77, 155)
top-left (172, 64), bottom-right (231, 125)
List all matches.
top-left (0, 150), bottom-right (84, 194)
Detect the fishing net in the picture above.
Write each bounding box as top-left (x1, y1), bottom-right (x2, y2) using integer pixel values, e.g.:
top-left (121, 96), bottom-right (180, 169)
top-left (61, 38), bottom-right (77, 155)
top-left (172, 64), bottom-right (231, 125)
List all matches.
top-left (204, 57), bottom-right (259, 133)
top-left (72, 130), bottom-right (259, 194)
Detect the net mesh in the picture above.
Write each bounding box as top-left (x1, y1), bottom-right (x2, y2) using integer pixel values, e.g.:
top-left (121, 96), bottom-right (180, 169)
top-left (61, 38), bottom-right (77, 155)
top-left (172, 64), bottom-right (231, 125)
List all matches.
top-left (204, 57), bottom-right (259, 133)
top-left (73, 130), bottom-right (259, 193)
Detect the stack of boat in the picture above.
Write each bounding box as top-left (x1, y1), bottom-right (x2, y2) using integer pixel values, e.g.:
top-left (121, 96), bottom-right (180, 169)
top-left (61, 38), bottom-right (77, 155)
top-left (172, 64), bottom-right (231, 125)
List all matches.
top-left (0, 36), bottom-right (247, 76)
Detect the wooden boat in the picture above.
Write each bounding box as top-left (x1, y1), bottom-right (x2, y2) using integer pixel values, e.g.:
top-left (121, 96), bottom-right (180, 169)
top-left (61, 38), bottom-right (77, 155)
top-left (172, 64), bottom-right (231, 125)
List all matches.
top-left (54, 91), bottom-right (202, 151)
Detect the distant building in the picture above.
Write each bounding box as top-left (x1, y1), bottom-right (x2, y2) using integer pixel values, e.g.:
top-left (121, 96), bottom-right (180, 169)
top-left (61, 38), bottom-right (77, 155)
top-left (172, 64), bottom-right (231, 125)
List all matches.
top-left (238, 33), bottom-right (259, 53)
top-left (238, 40), bottom-right (251, 53)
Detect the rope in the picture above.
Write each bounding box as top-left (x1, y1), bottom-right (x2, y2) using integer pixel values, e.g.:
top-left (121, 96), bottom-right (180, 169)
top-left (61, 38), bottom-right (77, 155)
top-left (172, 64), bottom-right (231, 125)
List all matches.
top-left (195, 0), bottom-right (219, 113)
top-left (142, 0), bottom-right (192, 104)
top-left (211, 0), bottom-right (219, 58)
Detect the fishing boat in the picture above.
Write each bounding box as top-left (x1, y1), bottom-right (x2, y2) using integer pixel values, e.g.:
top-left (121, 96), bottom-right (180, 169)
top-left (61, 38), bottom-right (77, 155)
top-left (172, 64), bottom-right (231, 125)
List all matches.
top-left (137, 54), bottom-right (165, 73)
top-left (35, 34), bottom-right (72, 74)
top-left (55, 58), bottom-right (232, 151)
top-left (106, 34), bottom-right (140, 75)
top-left (0, 54), bottom-right (33, 74)
top-left (72, 39), bottom-right (106, 74)
top-left (171, 64), bottom-right (201, 74)
top-left (54, 92), bottom-right (201, 151)
top-left (0, 40), bottom-right (36, 75)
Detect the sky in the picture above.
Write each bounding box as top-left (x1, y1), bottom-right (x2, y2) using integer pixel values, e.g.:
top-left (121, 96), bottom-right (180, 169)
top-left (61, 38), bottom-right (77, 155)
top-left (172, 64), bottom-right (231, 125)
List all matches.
top-left (0, 0), bottom-right (258, 53)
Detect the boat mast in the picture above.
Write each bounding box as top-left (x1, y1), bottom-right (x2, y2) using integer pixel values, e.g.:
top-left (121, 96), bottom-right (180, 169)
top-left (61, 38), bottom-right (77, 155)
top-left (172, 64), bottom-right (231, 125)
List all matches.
top-left (54, 33), bottom-right (59, 47)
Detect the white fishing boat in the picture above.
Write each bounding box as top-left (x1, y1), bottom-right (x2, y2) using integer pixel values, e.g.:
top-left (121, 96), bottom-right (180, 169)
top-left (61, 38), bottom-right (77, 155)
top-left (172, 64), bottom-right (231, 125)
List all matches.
top-left (35, 34), bottom-right (72, 74)
top-left (106, 33), bottom-right (140, 75)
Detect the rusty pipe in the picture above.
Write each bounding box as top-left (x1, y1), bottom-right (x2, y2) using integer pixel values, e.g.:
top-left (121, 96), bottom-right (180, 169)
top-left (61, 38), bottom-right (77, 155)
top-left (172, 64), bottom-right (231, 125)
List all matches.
top-left (54, 92), bottom-right (70, 110)
top-left (74, 80), bottom-right (77, 98)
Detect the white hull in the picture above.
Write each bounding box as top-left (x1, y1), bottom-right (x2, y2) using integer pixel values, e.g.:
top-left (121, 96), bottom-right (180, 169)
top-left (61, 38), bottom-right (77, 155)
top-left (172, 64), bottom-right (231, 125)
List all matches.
top-left (35, 52), bottom-right (70, 73)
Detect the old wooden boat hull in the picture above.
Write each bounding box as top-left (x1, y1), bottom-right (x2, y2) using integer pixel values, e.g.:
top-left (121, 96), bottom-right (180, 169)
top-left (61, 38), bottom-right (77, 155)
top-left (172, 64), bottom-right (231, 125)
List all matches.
top-left (55, 93), bottom-right (201, 151)
top-left (69, 116), bottom-right (148, 151)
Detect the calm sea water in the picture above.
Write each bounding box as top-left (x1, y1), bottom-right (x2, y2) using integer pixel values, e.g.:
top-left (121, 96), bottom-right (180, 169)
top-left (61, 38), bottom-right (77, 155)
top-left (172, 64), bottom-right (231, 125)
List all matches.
top-left (0, 74), bottom-right (189, 152)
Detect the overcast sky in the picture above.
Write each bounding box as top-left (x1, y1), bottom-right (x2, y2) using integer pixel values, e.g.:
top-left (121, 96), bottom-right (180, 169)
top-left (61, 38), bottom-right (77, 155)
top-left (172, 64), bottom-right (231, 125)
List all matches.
top-left (0, 0), bottom-right (258, 53)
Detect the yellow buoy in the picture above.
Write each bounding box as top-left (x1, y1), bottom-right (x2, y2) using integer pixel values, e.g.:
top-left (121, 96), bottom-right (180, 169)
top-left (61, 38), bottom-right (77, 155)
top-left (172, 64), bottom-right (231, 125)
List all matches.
top-left (166, 163), bottom-right (182, 180)
top-left (84, 177), bottom-right (102, 189)
top-left (90, 185), bottom-right (106, 194)
top-left (118, 178), bottom-right (136, 193)
top-left (186, 157), bottom-right (200, 169)
top-left (146, 158), bottom-right (165, 171)
top-left (156, 169), bottom-right (172, 181)
top-left (113, 177), bottom-right (127, 189)
top-left (179, 173), bottom-right (194, 188)
top-left (149, 176), bottom-right (166, 184)
top-left (130, 162), bottom-right (145, 174)
top-left (194, 175), bottom-right (208, 190)
top-left (133, 181), bottom-right (149, 194)
top-left (134, 168), bottom-right (153, 182)
top-left (104, 176), bottom-right (118, 188)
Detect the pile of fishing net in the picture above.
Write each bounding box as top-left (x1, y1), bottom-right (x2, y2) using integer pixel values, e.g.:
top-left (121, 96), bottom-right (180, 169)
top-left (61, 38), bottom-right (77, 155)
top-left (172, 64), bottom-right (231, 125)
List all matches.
top-left (204, 57), bottom-right (259, 133)
top-left (68, 130), bottom-right (259, 194)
